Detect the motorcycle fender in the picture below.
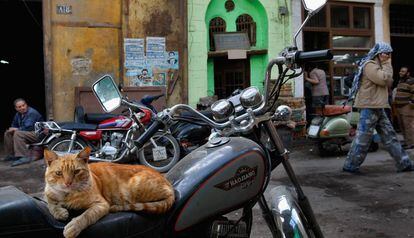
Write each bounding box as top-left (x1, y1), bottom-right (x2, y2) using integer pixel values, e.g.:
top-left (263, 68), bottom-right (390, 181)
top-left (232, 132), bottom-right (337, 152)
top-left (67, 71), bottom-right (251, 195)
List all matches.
top-left (269, 185), bottom-right (309, 237)
top-left (41, 134), bottom-right (61, 145)
top-left (320, 116), bottom-right (351, 138)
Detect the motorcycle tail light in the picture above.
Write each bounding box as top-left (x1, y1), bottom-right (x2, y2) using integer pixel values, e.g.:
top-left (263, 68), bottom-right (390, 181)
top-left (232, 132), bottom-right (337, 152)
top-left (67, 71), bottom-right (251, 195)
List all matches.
top-left (320, 129), bottom-right (329, 136)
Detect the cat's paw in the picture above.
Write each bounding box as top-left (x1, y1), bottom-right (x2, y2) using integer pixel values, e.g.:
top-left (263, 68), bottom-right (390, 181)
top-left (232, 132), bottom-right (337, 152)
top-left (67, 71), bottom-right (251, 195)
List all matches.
top-left (52, 207), bottom-right (69, 221)
top-left (63, 219), bottom-right (82, 238)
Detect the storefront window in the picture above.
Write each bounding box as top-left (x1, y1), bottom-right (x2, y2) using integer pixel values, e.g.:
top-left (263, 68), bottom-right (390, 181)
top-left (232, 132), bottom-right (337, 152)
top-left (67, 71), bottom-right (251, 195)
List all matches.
top-left (332, 36), bottom-right (371, 48)
top-left (333, 67), bottom-right (356, 97)
top-left (331, 6), bottom-right (349, 28)
top-left (333, 52), bottom-right (365, 65)
top-left (303, 2), bottom-right (374, 103)
top-left (353, 7), bottom-right (371, 29)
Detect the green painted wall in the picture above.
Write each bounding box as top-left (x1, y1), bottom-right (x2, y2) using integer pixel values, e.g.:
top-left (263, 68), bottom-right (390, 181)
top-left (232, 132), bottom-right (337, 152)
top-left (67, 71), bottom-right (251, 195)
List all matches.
top-left (188, 0), bottom-right (292, 106)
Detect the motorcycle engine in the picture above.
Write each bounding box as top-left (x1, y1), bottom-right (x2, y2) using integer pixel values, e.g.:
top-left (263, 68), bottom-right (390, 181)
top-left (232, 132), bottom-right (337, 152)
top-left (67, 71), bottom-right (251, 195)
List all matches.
top-left (110, 132), bottom-right (124, 148)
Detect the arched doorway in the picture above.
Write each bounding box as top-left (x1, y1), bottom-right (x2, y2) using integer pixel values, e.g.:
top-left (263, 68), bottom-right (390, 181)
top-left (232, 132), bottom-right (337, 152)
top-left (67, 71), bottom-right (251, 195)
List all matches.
top-left (205, 0), bottom-right (268, 99)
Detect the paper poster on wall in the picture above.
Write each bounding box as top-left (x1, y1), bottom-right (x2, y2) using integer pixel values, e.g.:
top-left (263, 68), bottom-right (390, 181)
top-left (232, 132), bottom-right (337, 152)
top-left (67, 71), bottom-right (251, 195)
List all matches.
top-left (166, 51), bottom-right (179, 70)
top-left (124, 38), bottom-right (145, 68)
top-left (124, 37), bottom-right (179, 87)
top-left (153, 72), bottom-right (166, 86)
top-left (146, 37), bottom-right (166, 53)
top-left (128, 67), bottom-right (154, 86)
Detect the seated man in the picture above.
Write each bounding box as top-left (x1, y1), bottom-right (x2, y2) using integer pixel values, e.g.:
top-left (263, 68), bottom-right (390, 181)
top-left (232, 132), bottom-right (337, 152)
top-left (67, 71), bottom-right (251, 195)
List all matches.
top-left (3, 98), bottom-right (44, 166)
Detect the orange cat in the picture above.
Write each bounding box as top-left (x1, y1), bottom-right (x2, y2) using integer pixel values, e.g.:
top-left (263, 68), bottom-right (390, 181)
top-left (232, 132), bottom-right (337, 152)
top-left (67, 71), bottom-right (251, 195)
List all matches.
top-left (43, 147), bottom-right (175, 238)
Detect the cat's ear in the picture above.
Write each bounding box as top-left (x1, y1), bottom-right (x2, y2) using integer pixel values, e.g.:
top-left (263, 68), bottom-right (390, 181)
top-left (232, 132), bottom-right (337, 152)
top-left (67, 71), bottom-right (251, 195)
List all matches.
top-left (77, 147), bottom-right (91, 163)
top-left (44, 149), bottom-right (58, 166)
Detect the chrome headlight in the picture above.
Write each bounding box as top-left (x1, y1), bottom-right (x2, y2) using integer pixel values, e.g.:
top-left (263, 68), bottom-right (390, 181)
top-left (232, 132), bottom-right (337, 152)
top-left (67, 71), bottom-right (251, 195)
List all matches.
top-left (240, 86), bottom-right (263, 109)
top-left (211, 99), bottom-right (234, 122)
top-left (274, 105), bottom-right (292, 121)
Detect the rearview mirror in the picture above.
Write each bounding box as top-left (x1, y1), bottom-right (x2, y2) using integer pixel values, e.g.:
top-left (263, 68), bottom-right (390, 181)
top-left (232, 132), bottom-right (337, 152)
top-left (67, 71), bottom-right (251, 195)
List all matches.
top-left (302, 0), bottom-right (327, 13)
top-left (92, 75), bottom-right (122, 112)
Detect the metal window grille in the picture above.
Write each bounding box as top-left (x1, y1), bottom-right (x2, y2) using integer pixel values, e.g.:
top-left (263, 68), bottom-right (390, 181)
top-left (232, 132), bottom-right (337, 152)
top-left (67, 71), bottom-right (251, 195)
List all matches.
top-left (209, 17), bottom-right (226, 51)
top-left (236, 14), bottom-right (256, 46)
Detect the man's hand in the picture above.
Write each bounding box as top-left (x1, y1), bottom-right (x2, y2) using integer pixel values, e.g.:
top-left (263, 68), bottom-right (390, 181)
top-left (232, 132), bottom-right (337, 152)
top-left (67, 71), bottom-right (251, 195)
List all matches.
top-left (7, 127), bottom-right (18, 133)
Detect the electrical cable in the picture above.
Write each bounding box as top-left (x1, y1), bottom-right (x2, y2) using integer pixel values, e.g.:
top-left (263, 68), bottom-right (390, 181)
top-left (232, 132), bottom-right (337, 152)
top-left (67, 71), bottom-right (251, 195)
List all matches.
top-left (21, 0), bottom-right (42, 29)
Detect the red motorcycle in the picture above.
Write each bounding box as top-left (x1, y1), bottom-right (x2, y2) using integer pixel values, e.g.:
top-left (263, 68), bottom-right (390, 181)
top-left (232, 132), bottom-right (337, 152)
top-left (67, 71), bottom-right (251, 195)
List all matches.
top-left (34, 94), bottom-right (180, 172)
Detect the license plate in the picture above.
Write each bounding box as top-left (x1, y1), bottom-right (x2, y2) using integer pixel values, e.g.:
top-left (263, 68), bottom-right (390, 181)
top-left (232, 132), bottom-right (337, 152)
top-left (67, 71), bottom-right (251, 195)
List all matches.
top-left (152, 146), bottom-right (167, 161)
top-left (308, 125), bottom-right (320, 136)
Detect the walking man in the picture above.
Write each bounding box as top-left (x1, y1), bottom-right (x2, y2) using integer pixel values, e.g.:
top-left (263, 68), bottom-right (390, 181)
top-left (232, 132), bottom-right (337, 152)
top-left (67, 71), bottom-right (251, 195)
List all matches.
top-left (343, 42), bottom-right (414, 173)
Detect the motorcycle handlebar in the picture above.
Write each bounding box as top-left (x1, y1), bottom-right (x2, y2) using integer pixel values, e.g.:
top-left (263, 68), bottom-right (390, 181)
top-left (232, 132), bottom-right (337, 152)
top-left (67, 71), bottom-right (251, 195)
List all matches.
top-left (294, 49), bottom-right (333, 64)
top-left (134, 120), bottom-right (164, 148)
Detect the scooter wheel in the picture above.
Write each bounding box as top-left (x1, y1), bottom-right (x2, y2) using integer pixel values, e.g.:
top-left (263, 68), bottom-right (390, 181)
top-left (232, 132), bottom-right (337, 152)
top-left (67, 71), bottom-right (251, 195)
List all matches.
top-left (368, 142), bottom-right (379, 152)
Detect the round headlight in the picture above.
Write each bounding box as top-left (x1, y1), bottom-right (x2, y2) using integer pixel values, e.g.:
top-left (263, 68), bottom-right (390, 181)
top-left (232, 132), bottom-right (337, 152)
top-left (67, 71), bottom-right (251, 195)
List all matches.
top-left (274, 105), bottom-right (292, 121)
top-left (240, 87), bottom-right (263, 109)
top-left (210, 99), bottom-right (234, 122)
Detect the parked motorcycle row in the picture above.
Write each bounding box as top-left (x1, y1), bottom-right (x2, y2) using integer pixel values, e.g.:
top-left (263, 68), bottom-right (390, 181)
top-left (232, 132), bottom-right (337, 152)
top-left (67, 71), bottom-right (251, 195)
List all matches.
top-left (33, 90), bottom-right (211, 173)
top-left (1, 0), bottom-right (333, 237)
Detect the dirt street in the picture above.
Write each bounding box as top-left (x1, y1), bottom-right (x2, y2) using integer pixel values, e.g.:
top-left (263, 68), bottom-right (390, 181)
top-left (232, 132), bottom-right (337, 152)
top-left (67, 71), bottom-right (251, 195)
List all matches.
top-left (0, 140), bottom-right (413, 237)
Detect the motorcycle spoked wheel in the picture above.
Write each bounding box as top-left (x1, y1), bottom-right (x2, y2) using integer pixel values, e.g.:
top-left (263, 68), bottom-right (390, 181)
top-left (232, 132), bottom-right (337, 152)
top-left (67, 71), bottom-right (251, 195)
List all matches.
top-left (47, 135), bottom-right (88, 154)
top-left (137, 132), bottom-right (180, 173)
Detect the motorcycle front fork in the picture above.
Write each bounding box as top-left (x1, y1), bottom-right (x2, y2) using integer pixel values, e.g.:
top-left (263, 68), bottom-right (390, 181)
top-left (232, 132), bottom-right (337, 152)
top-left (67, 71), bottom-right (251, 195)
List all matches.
top-left (262, 120), bottom-right (324, 238)
top-left (67, 131), bottom-right (77, 152)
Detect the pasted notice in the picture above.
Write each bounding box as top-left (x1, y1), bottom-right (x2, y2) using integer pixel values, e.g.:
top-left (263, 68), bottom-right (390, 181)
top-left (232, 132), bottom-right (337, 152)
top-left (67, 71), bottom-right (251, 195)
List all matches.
top-left (124, 37), bottom-right (179, 88)
top-left (71, 57), bottom-right (91, 75)
top-left (124, 38), bottom-right (145, 68)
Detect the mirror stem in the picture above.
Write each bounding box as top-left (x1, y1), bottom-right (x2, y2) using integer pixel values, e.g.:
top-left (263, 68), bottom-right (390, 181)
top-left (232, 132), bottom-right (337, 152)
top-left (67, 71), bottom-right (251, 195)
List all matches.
top-left (293, 12), bottom-right (315, 49)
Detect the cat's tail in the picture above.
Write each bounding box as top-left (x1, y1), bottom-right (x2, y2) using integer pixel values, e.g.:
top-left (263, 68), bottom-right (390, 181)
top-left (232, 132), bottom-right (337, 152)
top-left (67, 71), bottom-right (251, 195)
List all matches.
top-left (111, 184), bottom-right (175, 214)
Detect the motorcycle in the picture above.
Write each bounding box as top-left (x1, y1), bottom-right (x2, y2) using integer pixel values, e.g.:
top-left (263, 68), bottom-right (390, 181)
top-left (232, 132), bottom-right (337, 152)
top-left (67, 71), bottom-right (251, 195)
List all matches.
top-left (33, 93), bottom-right (180, 173)
top-left (0, 0), bottom-right (330, 237)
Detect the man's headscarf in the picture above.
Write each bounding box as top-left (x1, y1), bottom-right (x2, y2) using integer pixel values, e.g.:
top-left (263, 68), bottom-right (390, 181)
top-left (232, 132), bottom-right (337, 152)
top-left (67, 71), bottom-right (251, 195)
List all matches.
top-left (346, 42), bottom-right (393, 104)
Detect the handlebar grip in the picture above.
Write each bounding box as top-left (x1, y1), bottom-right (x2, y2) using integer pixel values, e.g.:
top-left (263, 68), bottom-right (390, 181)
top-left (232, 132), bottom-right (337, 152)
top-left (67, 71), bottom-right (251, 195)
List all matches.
top-left (134, 120), bottom-right (164, 148)
top-left (295, 50), bottom-right (333, 64)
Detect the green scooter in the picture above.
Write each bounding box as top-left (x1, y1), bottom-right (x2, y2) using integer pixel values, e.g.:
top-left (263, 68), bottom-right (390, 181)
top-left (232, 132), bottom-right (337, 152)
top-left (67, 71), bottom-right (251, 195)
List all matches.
top-left (307, 105), bottom-right (379, 156)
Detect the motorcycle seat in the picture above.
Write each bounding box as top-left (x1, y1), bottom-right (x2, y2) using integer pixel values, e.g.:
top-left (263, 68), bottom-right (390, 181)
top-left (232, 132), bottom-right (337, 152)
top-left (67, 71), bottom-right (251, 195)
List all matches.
top-left (59, 122), bottom-right (98, 131)
top-left (0, 186), bottom-right (166, 238)
top-left (315, 105), bottom-right (352, 116)
top-left (84, 113), bottom-right (119, 124)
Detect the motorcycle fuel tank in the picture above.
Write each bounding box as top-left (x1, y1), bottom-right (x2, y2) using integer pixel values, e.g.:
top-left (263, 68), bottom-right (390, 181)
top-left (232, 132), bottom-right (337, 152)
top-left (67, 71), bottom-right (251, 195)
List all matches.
top-left (97, 116), bottom-right (132, 129)
top-left (166, 137), bottom-right (267, 232)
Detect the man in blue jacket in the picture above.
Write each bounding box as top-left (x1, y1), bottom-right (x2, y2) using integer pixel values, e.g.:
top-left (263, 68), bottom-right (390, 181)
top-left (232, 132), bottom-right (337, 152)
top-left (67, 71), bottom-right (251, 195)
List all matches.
top-left (3, 98), bottom-right (44, 166)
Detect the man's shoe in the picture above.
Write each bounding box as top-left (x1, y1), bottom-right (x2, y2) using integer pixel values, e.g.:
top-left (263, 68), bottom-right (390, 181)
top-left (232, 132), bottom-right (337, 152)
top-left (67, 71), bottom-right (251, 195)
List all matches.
top-left (2, 155), bottom-right (19, 161)
top-left (402, 144), bottom-right (414, 150)
top-left (398, 165), bottom-right (414, 172)
top-left (342, 167), bottom-right (361, 174)
top-left (11, 157), bottom-right (33, 167)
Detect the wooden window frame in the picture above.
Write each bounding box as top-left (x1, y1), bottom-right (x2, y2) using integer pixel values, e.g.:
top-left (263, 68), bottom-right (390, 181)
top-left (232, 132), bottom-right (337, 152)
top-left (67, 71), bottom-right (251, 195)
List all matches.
top-left (302, 1), bottom-right (374, 102)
